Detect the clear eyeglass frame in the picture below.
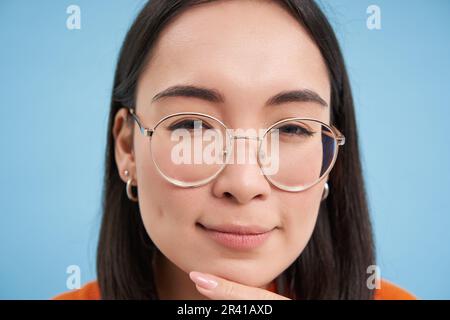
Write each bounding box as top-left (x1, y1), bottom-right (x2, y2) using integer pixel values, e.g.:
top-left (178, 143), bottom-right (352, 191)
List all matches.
top-left (127, 108), bottom-right (345, 192)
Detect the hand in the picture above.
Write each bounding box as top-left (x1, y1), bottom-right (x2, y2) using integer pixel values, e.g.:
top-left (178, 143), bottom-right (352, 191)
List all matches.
top-left (189, 271), bottom-right (291, 300)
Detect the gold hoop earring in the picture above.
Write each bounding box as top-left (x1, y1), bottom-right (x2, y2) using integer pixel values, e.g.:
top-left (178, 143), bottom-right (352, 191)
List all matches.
top-left (321, 182), bottom-right (329, 201)
top-left (124, 170), bottom-right (138, 202)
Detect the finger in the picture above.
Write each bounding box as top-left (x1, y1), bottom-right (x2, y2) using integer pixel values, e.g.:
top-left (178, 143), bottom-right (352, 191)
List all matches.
top-left (189, 271), bottom-right (291, 300)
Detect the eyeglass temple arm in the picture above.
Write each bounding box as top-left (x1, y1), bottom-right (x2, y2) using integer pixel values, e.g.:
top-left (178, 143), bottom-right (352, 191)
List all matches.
top-left (128, 108), bottom-right (153, 137)
top-left (331, 126), bottom-right (346, 146)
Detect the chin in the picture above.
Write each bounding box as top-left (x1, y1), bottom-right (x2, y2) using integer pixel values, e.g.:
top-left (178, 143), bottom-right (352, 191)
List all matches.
top-left (203, 261), bottom-right (281, 288)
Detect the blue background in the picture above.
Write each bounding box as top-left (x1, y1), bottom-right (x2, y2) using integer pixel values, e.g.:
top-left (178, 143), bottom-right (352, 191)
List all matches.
top-left (1, 0), bottom-right (449, 299)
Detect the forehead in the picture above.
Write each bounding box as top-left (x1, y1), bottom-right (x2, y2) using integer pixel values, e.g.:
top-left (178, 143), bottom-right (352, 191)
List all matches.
top-left (139, 0), bottom-right (330, 116)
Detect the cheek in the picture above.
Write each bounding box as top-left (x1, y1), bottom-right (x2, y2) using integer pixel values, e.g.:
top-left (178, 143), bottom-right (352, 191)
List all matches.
top-left (134, 137), bottom-right (204, 252)
top-left (277, 182), bottom-right (323, 253)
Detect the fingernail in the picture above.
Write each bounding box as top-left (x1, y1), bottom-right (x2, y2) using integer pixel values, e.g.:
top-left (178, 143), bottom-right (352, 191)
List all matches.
top-left (189, 271), bottom-right (218, 290)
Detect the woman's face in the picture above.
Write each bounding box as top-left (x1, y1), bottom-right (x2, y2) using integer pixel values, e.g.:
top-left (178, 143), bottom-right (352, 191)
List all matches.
top-left (116, 0), bottom-right (330, 288)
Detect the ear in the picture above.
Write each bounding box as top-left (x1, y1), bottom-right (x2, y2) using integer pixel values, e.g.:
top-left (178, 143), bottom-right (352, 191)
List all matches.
top-left (113, 107), bottom-right (136, 185)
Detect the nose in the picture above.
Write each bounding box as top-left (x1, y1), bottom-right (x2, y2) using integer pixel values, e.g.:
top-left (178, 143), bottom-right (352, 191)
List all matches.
top-left (211, 136), bottom-right (271, 204)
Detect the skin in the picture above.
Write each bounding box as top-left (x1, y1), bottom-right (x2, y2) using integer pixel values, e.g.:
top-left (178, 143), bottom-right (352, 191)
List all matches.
top-left (113, 0), bottom-right (331, 300)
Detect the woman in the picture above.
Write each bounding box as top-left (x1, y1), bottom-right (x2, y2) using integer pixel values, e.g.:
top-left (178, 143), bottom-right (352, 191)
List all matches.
top-left (55, 0), bottom-right (415, 300)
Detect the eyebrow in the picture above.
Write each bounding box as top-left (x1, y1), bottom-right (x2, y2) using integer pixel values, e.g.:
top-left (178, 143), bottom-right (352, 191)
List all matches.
top-left (152, 84), bottom-right (328, 107)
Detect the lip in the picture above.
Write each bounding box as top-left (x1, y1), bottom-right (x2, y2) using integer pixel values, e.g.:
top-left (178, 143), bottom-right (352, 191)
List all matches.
top-left (197, 223), bottom-right (275, 250)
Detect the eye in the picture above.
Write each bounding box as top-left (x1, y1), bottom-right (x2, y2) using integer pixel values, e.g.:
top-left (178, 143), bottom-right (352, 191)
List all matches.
top-left (168, 118), bottom-right (212, 131)
top-left (278, 124), bottom-right (315, 137)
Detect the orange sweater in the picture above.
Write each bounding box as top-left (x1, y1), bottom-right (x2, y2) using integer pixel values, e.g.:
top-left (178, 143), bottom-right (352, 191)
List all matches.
top-left (53, 278), bottom-right (416, 300)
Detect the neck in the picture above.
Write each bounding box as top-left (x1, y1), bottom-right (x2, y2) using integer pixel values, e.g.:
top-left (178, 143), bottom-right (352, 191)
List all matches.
top-left (154, 251), bottom-right (208, 300)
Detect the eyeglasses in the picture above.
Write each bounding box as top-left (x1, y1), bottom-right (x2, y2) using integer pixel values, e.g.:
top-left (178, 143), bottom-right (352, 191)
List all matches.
top-left (128, 108), bottom-right (345, 192)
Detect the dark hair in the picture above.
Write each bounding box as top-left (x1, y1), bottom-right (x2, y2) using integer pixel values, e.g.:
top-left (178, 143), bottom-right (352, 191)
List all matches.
top-left (97, 0), bottom-right (375, 299)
